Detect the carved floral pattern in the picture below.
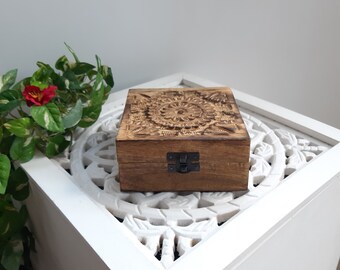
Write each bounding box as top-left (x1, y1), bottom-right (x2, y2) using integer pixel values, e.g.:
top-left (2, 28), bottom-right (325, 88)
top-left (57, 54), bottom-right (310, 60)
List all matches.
top-left (123, 215), bottom-right (218, 268)
top-left (198, 90), bottom-right (232, 105)
top-left (147, 94), bottom-right (215, 129)
top-left (121, 89), bottom-right (247, 138)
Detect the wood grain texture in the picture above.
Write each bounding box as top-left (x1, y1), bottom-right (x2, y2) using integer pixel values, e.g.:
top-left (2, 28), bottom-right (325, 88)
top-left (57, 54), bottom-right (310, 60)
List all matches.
top-left (116, 88), bottom-right (250, 192)
top-left (116, 87), bottom-right (249, 141)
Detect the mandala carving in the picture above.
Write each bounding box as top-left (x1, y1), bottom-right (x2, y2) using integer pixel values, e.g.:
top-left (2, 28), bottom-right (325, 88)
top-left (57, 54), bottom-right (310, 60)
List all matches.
top-left (118, 88), bottom-right (248, 139)
top-left (148, 94), bottom-right (215, 129)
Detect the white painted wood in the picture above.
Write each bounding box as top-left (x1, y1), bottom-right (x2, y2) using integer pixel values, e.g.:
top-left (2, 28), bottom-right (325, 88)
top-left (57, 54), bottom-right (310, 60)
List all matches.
top-left (228, 173), bottom-right (340, 270)
top-left (22, 153), bottom-right (163, 270)
top-left (233, 89), bottom-right (340, 145)
top-left (22, 73), bottom-right (340, 270)
top-left (169, 143), bottom-right (340, 270)
top-left (26, 180), bottom-right (110, 270)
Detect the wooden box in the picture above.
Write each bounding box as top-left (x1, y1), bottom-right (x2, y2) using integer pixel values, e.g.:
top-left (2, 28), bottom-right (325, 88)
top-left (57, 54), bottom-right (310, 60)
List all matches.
top-left (116, 87), bottom-right (250, 192)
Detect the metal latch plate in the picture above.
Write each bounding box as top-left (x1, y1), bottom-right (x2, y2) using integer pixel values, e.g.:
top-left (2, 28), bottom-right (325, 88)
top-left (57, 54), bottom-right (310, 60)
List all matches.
top-left (167, 152), bottom-right (200, 173)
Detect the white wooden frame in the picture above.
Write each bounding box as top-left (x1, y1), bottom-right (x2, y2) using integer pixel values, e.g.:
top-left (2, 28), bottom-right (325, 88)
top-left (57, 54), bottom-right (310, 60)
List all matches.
top-left (22, 74), bottom-right (340, 270)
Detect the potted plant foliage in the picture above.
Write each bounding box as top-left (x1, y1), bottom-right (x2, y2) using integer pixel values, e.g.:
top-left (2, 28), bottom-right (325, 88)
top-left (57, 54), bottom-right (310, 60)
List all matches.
top-left (0, 44), bottom-right (114, 269)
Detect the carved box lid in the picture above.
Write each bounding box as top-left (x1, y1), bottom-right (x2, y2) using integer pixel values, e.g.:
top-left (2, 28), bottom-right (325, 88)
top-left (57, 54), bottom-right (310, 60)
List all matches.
top-left (116, 87), bottom-right (250, 141)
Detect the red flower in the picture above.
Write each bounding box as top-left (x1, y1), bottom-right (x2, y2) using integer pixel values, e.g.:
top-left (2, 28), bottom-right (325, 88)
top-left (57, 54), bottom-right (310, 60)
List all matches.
top-left (23, 85), bottom-right (57, 107)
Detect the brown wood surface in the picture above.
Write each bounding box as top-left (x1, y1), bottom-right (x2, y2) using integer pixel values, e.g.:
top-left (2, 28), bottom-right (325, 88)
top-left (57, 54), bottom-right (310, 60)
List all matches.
top-left (117, 140), bottom-right (249, 191)
top-left (116, 87), bottom-right (250, 192)
top-left (116, 87), bottom-right (249, 141)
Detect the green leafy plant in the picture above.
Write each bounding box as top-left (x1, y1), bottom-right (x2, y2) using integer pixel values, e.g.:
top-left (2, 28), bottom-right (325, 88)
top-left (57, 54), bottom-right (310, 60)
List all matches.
top-left (0, 44), bottom-right (114, 269)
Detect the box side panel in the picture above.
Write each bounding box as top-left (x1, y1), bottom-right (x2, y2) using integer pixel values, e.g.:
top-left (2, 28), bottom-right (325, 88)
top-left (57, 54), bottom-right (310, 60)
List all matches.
top-left (116, 140), bottom-right (249, 163)
top-left (116, 140), bottom-right (249, 192)
top-left (118, 162), bottom-right (248, 192)
top-left (116, 102), bottom-right (131, 141)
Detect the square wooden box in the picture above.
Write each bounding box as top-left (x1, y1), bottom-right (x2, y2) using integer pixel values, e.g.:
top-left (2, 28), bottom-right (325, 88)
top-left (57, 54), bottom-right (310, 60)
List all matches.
top-left (116, 87), bottom-right (250, 192)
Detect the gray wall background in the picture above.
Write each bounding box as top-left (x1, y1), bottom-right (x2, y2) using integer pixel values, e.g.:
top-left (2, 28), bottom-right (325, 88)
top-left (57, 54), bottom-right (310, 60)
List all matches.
top-left (1, 0), bottom-right (339, 127)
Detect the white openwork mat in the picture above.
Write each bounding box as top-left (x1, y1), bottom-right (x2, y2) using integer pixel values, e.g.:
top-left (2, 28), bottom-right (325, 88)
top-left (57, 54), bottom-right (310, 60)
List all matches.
top-left (54, 81), bottom-right (330, 268)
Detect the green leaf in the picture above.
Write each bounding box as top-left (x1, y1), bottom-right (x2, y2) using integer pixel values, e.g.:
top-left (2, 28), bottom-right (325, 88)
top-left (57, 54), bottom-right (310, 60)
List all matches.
top-left (62, 70), bottom-right (81, 90)
top-left (62, 99), bottom-right (83, 128)
top-left (55, 55), bottom-right (69, 72)
top-left (0, 99), bottom-right (20, 113)
top-left (78, 74), bottom-right (105, 127)
top-left (95, 55), bottom-right (102, 70)
top-left (104, 85), bottom-right (111, 99)
top-left (45, 134), bottom-right (70, 158)
top-left (0, 208), bottom-right (29, 267)
top-left (101, 65), bottom-right (114, 88)
top-left (31, 68), bottom-right (49, 84)
top-left (31, 62), bottom-right (56, 85)
top-left (64, 42), bottom-right (80, 63)
top-left (87, 69), bottom-right (97, 80)
top-left (94, 73), bottom-right (104, 91)
top-left (7, 167), bottom-right (29, 201)
top-left (31, 103), bottom-right (64, 132)
top-left (21, 226), bottom-right (35, 267)
top-left (11, 77), bottom-right (30, 91)
top-left (91, 88), bottom-right (104, 107)
top-left (0, 204), bottom-right (16, 241)
top-left (1, 236), bottom-right (23, 270)
top-left (0, 126), bottom-right (3, 144)
top-left (36, 61), bottom-right (55, 71)
top-left (9, 137), bottom-right (35, 163)
top-left (71, 62), bottom-right (95, 75)
top-left (22, 225), bottom-right (36, 255)
top-left (0, 204), bottom-right (28, 241)
top-left (96, 55), bottom-right (114, 88)
top-left (0, 199), bottom-right (8, 212)
top-left (4, 118), bottom-right (32, 137)
top-left (0, 89), bottom-right (21, 101)
top-left (0, 69), bottom-right (17, 93)
top-left (0, 89), bottom-right (22, 114)
top-left (0, 100), bottom-right (21, 115)
top-left (0, 136), bottom-right (14, 156)
top-left (90, 74), bottom-right (104, 106)
top-left (0, 154), bottom-right (10, 194)
top-left (78, 106), bottom-right (101, 128)
top-left (53, 75), bottom-right (67, 90)
top-left (62, 69), bottom-right (78, 82)
top-left (31, 81), bottom-right (48, 90)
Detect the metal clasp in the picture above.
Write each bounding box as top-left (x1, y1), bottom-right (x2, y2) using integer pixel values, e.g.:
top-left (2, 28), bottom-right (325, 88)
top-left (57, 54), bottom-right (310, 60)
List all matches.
top-left (167, 152), bottom-right (200, 173)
